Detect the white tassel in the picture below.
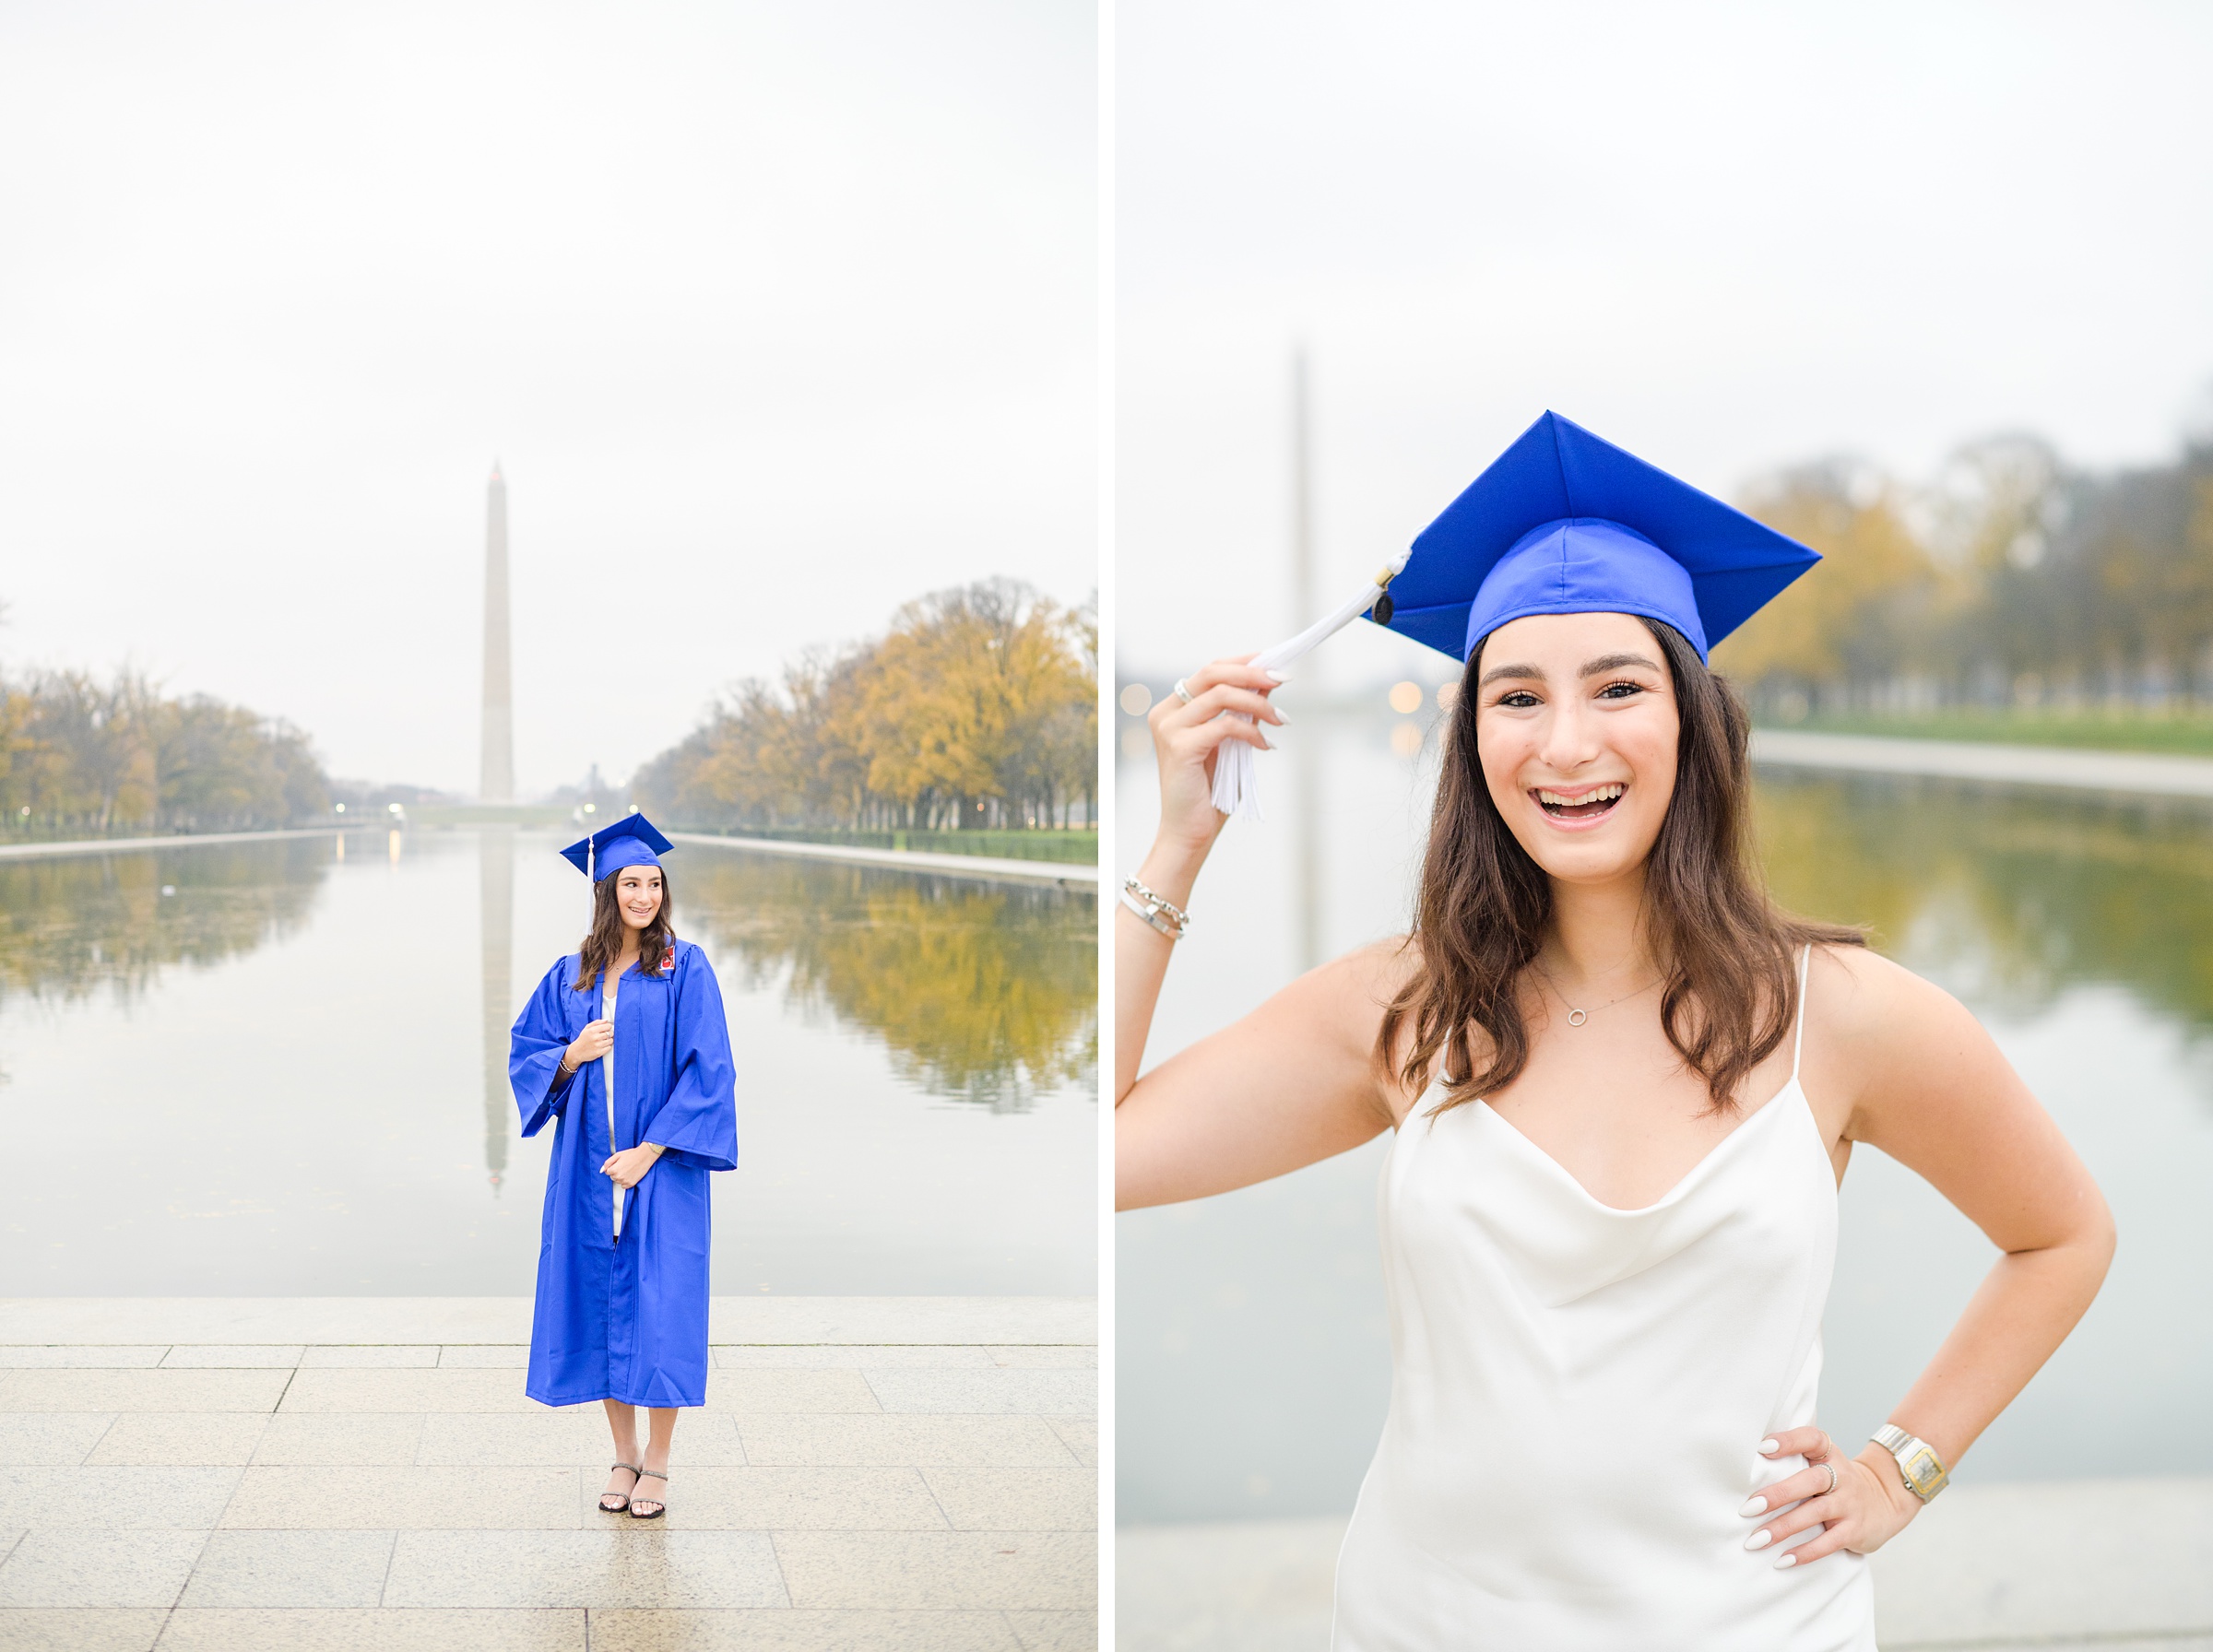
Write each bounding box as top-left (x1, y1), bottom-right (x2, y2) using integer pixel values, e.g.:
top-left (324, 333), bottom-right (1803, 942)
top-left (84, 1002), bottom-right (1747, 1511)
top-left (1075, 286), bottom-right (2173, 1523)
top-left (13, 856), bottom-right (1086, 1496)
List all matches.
top-left (1210, 549), bottom-right (1413, 820)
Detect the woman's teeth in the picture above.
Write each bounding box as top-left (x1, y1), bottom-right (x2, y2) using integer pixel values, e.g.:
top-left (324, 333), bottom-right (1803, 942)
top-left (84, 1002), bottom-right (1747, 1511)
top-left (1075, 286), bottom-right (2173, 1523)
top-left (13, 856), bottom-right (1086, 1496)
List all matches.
top-left (1535, 784), bottom-right (1624, 818)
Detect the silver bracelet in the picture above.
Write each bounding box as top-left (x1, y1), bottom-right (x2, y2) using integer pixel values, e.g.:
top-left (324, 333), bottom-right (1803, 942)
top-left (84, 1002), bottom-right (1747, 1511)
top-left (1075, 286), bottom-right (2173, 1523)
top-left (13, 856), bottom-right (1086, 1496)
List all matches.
top-left (1119, 875), bottom-right (1191, 939)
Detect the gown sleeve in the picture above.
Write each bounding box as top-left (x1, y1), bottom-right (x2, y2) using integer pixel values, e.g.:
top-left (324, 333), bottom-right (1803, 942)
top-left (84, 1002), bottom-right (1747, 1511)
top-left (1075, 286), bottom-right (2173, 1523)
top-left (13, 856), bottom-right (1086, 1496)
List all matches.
top-left (647, 944), bottom-right (740, 1172)
top-left (510, 958), bottom-right (582, 1139)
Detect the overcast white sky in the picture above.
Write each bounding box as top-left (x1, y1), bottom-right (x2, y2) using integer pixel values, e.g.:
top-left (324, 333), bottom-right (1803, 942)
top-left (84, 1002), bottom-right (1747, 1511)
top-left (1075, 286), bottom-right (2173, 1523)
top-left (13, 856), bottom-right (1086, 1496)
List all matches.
top-left (1118, 0), bottom-right (2213, 681)
top-left (0, 0), bottom-right (1094, 794)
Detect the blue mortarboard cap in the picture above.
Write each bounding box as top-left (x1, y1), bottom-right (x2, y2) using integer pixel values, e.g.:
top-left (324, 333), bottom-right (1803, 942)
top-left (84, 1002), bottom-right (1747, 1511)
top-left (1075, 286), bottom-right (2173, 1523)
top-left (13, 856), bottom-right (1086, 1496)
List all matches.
top-left (560, 811), bottom-right (674, 880)
top-left (1377, 411), bottom-right (1820, 663)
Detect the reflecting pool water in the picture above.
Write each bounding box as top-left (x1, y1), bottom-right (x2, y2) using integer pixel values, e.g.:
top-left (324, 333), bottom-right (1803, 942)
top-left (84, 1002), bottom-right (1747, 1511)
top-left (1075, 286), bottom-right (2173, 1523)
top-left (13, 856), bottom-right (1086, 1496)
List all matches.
top-left (1117, 715), bottom-right (2213, 1522)
top-left (0, 827), bottom-right (1095, 1295)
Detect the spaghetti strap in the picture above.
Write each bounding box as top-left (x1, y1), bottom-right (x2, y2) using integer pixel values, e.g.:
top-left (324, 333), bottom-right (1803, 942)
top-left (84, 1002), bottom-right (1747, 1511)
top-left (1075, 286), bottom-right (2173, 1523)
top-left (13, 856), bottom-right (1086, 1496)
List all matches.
top-left (1340, 928), bottom-right (1871, 1646)
top-left (1789, 945), bottom-right (1812, 1080)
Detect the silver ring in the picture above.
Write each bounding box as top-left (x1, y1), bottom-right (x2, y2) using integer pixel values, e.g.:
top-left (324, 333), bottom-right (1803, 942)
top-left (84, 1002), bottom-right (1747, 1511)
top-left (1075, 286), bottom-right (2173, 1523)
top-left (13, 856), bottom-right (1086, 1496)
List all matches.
top-left (1172, 678), bottom-right (1194, 703)
top-left (1820, 1460), bottom-right (1839, 1496)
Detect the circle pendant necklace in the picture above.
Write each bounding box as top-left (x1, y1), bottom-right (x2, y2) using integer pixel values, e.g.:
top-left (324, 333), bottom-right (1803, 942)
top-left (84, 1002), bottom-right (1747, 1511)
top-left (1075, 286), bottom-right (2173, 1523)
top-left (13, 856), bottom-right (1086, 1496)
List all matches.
top-left (1547, 971), bottom-right (1659, 1027)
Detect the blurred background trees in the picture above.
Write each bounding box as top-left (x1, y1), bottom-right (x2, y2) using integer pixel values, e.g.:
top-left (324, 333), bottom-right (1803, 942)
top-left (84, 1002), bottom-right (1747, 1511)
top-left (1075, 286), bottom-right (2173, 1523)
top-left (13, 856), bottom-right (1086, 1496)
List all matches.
top-left (634, 578), bottom-right (1097, 832)
top-left (0, 668), bottom-right (330, 836)
top-left (1716, 435), bottom-right (2213, 722)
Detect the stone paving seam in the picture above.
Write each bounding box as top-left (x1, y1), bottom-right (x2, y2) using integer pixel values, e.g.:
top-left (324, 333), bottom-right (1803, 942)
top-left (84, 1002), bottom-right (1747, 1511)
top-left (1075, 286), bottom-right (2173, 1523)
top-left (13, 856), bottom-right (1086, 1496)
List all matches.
top-left (214, 1362), bottom-right (299, 1532)
top-left (915, 1447), bottom-right (963, 1538)
top-left (1040, 1417), bottom-right (1094, 1469)
top-left (0, 1411), bottom-right (116, 1469)
top-left (0, 1345), bottom-right (172, 1370)
top-left (208, 1442), bottom-right (256, 1535)
top-left (764, 1507), bottom-right (798, 1618)
top-left (378, 1509), bottom-right (401, 1609)
top-left (173, 1528), bottom-right (216, 1610)
top-left (160, 1346), bottom-right (310, 1370)
top-left (83, 1410), bottom-right (125, 1466)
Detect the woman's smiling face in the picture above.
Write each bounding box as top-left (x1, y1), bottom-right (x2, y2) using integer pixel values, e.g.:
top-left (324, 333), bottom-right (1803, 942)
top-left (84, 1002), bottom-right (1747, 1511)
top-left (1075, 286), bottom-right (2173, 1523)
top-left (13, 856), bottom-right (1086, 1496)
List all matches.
top-left (1470, 610), bottom-right (1680, 887)
top-left (614, 865), bottom-right (664, 931)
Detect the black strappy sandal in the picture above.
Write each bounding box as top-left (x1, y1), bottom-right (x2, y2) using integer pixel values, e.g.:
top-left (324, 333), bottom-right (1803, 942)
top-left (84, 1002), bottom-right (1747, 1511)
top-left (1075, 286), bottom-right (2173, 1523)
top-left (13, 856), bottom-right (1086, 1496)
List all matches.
top-left (629, 1466), bottom-right (668, 1519)
top-left (599, 1462), bottom-right (642, 1513)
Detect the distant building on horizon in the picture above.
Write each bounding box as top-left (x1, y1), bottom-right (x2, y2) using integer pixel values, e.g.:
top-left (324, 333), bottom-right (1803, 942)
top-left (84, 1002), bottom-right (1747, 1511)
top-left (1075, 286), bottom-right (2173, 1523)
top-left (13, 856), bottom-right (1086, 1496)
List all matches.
top-left (480, 463), bottom-right (515, 804)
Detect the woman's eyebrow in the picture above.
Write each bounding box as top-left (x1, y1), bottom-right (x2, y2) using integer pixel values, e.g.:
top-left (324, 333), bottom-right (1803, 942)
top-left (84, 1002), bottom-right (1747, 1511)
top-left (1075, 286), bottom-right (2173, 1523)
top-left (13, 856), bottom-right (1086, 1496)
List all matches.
top-left (1579, 652), bottom-right (1661, 678)
top-left (1475, 661), bottom-right (1541, 688)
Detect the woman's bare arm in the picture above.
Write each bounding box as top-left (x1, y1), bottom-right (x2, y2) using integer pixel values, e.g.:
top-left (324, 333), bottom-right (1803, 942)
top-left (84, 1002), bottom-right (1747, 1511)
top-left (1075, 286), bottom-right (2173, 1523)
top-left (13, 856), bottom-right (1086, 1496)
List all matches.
top-left (1831, 947), bottom-right (2114, 1467)
top-left (1115, 657), bottom-right (1407, 1210)
top-left (1118, 940), bottom-right (1408, 1209)
top-left (1751, 945), bottom-right (2116, 1568)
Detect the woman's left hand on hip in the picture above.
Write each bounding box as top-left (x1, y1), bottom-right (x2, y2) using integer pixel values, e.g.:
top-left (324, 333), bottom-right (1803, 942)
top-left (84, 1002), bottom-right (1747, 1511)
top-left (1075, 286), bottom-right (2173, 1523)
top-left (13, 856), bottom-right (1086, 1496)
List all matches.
top-left (600, 1144), bottom-right (664, 1189)
top-left (1738, 1425), bottom-right (1923, 1566)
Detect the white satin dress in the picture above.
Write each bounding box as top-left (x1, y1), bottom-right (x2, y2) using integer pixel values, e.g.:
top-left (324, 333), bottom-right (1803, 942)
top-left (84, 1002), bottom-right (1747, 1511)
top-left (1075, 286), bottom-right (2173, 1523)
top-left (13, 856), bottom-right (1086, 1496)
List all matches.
top-left (1333, 951), bottom-right (1875, 1649)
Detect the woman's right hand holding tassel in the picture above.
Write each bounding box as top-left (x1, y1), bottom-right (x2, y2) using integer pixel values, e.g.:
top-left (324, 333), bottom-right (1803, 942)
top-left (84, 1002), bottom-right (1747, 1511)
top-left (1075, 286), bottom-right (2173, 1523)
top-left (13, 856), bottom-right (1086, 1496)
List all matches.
top-left (1144, 656), bottom-right (1287, 864)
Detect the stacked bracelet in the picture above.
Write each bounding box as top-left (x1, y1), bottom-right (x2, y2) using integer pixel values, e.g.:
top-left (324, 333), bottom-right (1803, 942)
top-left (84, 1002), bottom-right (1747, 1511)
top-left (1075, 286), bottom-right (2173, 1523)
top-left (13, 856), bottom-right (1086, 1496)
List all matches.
top-left (1120, 876), bottom-right (1191, 940)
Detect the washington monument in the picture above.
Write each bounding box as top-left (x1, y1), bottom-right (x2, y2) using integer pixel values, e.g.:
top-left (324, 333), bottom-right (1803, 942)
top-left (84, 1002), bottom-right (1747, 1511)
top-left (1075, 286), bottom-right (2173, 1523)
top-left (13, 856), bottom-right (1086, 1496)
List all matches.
top-left (479, 463), bottom-right (515, 804)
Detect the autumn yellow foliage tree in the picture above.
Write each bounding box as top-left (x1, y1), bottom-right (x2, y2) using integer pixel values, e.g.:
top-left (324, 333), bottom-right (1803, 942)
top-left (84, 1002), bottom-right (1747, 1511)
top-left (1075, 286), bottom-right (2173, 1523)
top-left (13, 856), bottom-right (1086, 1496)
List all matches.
top-left (1714, 461), bottom-right (1939, 702)
top-left (0, 669), bottom-right (327, 836)
top-left (1719, 436), bottom-right (2213, 714)
top-left (634, 579), bottom-right (1096, 832)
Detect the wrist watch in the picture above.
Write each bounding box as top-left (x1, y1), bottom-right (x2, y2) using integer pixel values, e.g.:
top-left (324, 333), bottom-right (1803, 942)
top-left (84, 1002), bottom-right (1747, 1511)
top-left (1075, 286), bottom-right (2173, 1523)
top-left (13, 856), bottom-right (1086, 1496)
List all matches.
top-left (1870, 1424), bottom-right (1950, 1503)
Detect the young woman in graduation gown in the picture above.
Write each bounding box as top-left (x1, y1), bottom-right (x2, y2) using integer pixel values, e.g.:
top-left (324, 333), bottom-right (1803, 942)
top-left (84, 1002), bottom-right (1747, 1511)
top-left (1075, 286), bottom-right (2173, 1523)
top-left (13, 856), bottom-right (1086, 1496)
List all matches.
top-left (510, 814), bottom-right (738, 1520)
top-left (1115, 413), bottom-right (2114, 1650)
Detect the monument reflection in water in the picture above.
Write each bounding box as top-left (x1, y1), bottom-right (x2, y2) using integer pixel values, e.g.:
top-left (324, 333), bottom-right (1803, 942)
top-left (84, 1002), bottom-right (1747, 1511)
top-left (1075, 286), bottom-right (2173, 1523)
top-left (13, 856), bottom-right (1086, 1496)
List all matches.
top-left (1116, 725), bottom-right (2213, 1522)
top-left (0, 828), bottom-right (1094, 1296)
top-left (479, 826), bottom-right (514, 1194)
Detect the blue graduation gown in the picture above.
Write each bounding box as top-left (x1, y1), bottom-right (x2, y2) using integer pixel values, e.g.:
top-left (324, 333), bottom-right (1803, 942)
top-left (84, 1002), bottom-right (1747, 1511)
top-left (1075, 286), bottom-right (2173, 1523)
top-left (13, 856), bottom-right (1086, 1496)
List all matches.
top-left (509, 938), bottom-right (738, 1408)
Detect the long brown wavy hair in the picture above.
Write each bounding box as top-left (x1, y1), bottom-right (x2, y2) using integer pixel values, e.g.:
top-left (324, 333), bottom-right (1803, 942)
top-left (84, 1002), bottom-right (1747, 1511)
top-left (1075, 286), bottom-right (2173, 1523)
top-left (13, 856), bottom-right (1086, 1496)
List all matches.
top-left (1377, 617), bottom-right (1862, 1115)
top-left (574, 867), bottom-right (677, 992)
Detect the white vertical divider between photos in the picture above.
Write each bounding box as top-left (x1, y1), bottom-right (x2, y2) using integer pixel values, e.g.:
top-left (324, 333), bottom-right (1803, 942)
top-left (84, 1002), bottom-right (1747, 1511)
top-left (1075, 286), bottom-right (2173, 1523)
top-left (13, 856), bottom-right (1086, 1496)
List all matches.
top-left (1095, 0), bottom-right (1119, 1643)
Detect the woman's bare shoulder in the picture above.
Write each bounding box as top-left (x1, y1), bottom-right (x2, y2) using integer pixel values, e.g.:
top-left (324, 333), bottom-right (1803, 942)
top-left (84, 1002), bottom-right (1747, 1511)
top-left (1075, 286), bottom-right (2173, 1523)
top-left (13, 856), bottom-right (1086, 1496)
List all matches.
top-left (1808, 942), bottom-right (1998, 1117)
top-left (1340, 933), bottom-right (1424, 994)
top-left (1810, 942), bottom-right (1974, 1042)
top-left (1278, 937), bottom-right (1432, 1119)
top-left (1226, 936), bottom-right (1422, 1076)
top-left (1278, 936), bottom-right (1420, 1032)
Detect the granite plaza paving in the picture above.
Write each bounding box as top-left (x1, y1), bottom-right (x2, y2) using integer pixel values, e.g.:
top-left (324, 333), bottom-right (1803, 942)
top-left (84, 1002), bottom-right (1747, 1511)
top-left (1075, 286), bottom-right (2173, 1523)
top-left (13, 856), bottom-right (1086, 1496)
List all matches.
top-left (0, 1296), bottom-right (1095, 1652)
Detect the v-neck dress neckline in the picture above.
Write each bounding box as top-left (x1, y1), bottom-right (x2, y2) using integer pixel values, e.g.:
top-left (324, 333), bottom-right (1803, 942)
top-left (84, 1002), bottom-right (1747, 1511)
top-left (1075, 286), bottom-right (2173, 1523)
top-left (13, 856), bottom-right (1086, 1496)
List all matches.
top-left (1331, 948), bottom-right (1874, 1650)
top-left (1473, 1072), bottom-right (1808, 1217)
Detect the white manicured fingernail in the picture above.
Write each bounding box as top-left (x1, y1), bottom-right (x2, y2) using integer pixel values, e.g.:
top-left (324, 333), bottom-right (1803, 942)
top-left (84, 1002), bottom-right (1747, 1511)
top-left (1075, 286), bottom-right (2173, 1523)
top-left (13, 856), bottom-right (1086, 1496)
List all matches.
top-left (1758, 1439), bottom-right (1780, 1455)
top-left (1744, 1529), bottom-right (1772, 1551)
top-left (1738, 1497), bottom-right (1767, 1517)
top-left (1773, 1552), bottom-right (1797, 1569)
top-left (1266, 670), bottom-right (1291, 681)
top-left (1273, 708), bottom-right (1292, 725)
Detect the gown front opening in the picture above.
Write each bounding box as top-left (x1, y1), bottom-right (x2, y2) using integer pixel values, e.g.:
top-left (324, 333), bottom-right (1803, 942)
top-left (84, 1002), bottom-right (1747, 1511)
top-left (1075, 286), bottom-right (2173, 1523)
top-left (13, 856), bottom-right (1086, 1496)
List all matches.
top-left (508, 938), bottom-right (738, 1409)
